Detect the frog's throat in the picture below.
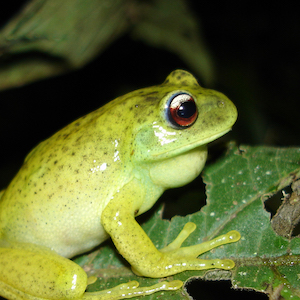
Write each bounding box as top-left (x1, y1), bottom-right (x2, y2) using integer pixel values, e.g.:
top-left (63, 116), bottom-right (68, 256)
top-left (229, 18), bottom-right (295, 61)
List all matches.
top-left (152, 127), bottom-right (231, 159)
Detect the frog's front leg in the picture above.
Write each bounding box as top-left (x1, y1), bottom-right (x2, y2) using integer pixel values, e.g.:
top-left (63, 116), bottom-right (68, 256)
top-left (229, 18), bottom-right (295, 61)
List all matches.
top-left (101, 181), bottom-right (241, 279)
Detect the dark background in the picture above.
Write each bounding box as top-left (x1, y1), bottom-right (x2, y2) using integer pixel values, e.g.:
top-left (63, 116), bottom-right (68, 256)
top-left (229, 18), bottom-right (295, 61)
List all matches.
top-left (0, 1), bottom-right (299, 300)
top-left (1, 1), bottom-right (299, 185)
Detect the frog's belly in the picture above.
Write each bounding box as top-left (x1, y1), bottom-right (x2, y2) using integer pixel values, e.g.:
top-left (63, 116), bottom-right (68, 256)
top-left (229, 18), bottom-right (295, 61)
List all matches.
top-left (1, 199), bottom-right (109, 258)
top-left (42, 215), bottom-right (109, 258)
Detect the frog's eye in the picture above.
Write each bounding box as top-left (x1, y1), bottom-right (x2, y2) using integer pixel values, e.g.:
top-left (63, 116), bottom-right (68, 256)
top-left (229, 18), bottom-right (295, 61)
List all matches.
top-left (166, 93), bottom-right (198, 128)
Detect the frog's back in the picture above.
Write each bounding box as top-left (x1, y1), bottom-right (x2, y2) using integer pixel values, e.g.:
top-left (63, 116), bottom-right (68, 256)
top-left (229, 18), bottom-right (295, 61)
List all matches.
top-left (0, 97), bottom-right (133, 257)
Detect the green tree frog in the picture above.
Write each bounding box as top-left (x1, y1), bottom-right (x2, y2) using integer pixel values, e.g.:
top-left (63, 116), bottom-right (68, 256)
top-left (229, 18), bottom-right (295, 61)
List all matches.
top-left (0, 70), bottom-right (240, 300)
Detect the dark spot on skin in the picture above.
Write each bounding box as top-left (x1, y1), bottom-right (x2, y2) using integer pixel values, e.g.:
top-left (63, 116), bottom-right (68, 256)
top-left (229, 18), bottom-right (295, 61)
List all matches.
top-left (63, 133), bottom-right (70, 139)
top-left (145, 91), bottom-right (159, 96)
top-left (76, 136), bottom-right (83, 143)
top-left (147, 110), bottom-right (154, 116)
top-left (54, 160), bottom-right (58, 165)
top-left (62, 146), bottom-right (69, 153)
top-left (134, 209), bottom-right (139, 216)
top-left (145, 96), bottom-right (158, 102)
top-left (75, 122), bottom-right (81, 126)
top-left (72, 152), bottom-right (75, 156)
top-left (38, 173), bottom-right (45, 179)
top-left (136, 90), bottom-right (146, 95)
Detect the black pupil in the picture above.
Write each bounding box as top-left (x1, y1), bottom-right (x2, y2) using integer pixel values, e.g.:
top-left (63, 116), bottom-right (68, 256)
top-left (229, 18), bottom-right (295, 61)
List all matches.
top-left (178, 101), bottom-right (196, 118)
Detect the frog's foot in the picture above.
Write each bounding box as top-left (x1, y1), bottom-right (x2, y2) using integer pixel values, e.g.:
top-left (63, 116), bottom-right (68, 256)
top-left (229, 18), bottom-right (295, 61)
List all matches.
top-left (161, 222), bottom-right (240, 255)
top-left (133, 222), bottom-right (241, 276)
top-left (83, 280), bottom-right (183, 300)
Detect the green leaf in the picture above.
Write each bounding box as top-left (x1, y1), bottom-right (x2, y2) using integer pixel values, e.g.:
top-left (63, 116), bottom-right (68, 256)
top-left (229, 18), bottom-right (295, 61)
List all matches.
top-left (0, 0), bottom-right (129, 90)
top-left (74, 144), bottom-right (300, 299)
top-left (0, 0), bottom-right (214, 90)
top-left (204, 144), bottom-right (300, 299)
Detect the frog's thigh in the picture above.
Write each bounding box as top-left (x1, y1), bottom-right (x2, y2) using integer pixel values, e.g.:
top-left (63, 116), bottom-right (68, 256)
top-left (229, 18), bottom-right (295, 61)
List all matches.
top-left (0, 247), bottom-right (87, 300)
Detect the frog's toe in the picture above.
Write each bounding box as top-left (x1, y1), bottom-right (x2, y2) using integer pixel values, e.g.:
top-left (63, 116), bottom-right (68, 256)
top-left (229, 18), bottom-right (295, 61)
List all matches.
top-left (83, 280), bottom-right (182, 299)
top-left (216, 258), bottom-right (235, 269)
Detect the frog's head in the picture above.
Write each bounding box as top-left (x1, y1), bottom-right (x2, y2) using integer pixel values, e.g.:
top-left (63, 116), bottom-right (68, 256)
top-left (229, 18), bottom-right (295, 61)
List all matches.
top-left (130, 70), bottom-right (237, 189)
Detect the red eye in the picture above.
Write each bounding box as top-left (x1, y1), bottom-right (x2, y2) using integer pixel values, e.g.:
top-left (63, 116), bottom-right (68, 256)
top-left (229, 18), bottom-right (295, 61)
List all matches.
top-left (167, 93), bottom-right (198, 128)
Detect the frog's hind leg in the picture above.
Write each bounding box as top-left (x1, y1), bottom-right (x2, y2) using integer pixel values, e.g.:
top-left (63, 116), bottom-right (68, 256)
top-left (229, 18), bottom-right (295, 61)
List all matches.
top-left (0, 246), bottom-right (88, 300)
top-left (0, 245), bottom-right (183, 300)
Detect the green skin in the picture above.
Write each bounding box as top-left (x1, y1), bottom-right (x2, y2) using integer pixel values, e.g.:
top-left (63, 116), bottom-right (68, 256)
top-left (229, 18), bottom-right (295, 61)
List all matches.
top-left (0, 70), bottom-right (240, 300)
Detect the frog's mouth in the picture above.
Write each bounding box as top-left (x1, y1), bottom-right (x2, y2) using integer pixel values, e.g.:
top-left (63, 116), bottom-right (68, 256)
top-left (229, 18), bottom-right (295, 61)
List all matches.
top-left (152, 127), bottom-right (231, 160)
